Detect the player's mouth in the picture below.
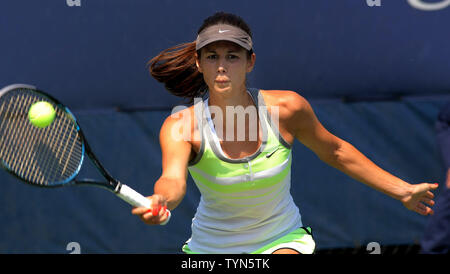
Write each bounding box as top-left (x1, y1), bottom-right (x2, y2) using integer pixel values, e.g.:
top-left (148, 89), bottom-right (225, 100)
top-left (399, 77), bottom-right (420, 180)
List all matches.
top-left (215, 78), bottom-right (230, 84)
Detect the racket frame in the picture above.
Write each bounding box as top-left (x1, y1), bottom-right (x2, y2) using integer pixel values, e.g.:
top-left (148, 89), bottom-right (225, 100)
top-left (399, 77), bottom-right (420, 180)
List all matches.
top-left (0, 83), bottom-right (117, 191)
top-left (0, 84), bottom-right (170, 224)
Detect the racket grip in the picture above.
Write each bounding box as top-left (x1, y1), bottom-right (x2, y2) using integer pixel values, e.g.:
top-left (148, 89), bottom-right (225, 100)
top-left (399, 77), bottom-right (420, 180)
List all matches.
top-left (116, 184), bottom-right (171, 226)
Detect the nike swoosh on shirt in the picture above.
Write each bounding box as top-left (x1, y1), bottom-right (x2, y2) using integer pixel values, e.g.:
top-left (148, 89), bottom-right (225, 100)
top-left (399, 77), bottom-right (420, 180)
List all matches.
top-left (266, 148), bottom-right (280, 158)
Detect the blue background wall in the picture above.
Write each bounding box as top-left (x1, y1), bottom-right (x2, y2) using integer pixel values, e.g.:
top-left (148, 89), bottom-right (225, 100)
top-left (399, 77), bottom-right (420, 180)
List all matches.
top-left (1, 0), bottom-right (449, 253)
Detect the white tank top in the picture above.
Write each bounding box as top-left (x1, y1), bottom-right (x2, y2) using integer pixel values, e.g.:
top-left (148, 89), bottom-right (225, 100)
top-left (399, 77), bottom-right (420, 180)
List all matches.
top-left (185, 88), bottom-right (303, 253)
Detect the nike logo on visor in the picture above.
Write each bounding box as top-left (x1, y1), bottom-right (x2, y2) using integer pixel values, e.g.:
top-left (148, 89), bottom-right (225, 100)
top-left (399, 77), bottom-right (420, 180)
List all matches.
top-left (218, 29), bottom-right (230, 33)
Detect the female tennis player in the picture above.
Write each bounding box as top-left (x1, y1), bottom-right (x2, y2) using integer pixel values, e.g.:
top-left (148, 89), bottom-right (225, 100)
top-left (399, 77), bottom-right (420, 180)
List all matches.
top-left (131, 12), bottom-right (439, 254)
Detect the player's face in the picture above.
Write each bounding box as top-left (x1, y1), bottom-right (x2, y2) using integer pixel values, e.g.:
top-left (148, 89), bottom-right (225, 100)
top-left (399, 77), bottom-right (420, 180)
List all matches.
top-left (196, 41), bottom-right (255, 95)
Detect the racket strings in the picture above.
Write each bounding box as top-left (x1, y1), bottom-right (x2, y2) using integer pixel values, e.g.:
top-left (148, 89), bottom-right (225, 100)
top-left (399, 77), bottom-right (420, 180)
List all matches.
top-left (6, 94), bottom-right (41, 180)
top-left (0, 89), bottom-right (83, 186)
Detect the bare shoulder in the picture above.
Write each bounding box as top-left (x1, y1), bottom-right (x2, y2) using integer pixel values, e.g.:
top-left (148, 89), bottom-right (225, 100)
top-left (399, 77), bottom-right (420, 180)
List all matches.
top-left (160, 105), bottom-right (197, 142)
top-left (259, 89), bottom-right (310, 119)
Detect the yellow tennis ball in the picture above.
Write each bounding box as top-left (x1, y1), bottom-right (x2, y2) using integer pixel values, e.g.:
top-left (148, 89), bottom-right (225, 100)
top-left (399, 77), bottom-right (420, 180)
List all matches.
top-left (28, 101), bottom-right (56, 128)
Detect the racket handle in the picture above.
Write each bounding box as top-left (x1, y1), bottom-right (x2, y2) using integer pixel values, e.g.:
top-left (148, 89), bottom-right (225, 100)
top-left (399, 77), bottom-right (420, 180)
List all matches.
top-left (116, 184), bottom-right (171, 226)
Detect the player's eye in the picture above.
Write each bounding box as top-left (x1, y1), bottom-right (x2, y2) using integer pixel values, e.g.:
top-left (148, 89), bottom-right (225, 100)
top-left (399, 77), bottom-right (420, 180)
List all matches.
top-left (206, 54), bottom-right (218, 60)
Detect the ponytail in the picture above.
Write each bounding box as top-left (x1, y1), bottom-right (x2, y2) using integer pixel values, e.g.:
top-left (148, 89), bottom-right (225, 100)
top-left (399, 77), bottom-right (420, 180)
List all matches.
top-left (149, 12), bottom-right (253, 104)
top-left (148, 42), bottom-right (206, 104)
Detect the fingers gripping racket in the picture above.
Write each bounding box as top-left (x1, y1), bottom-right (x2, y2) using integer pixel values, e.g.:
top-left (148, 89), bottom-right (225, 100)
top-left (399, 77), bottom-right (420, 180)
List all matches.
top-left (0, 84), bottom-right (171, 225)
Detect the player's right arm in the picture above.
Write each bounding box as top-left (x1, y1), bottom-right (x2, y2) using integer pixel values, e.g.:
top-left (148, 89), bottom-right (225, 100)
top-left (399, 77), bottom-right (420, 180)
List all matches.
top-left (132, 109), bottom-right (193, 224)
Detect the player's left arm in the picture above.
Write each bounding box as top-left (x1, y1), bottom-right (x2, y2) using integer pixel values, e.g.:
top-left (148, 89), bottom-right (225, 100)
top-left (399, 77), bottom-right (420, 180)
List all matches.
top-left (281, 91), bottom-right (438, 215)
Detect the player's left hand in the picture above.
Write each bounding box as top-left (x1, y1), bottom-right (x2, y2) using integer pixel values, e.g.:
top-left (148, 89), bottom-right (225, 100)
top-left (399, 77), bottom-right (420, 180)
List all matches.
top-left (401, 183), bottom-right (439, 216)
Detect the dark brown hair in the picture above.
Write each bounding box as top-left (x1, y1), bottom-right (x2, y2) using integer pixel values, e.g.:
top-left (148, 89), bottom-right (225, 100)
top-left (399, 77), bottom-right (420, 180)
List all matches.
top-left (148, 12), bottom-right (253, 104)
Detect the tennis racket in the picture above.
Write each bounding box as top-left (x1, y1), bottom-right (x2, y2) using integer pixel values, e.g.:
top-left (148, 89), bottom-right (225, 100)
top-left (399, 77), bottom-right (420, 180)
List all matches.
top-left (0, 83), bottom-right (171, 225)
